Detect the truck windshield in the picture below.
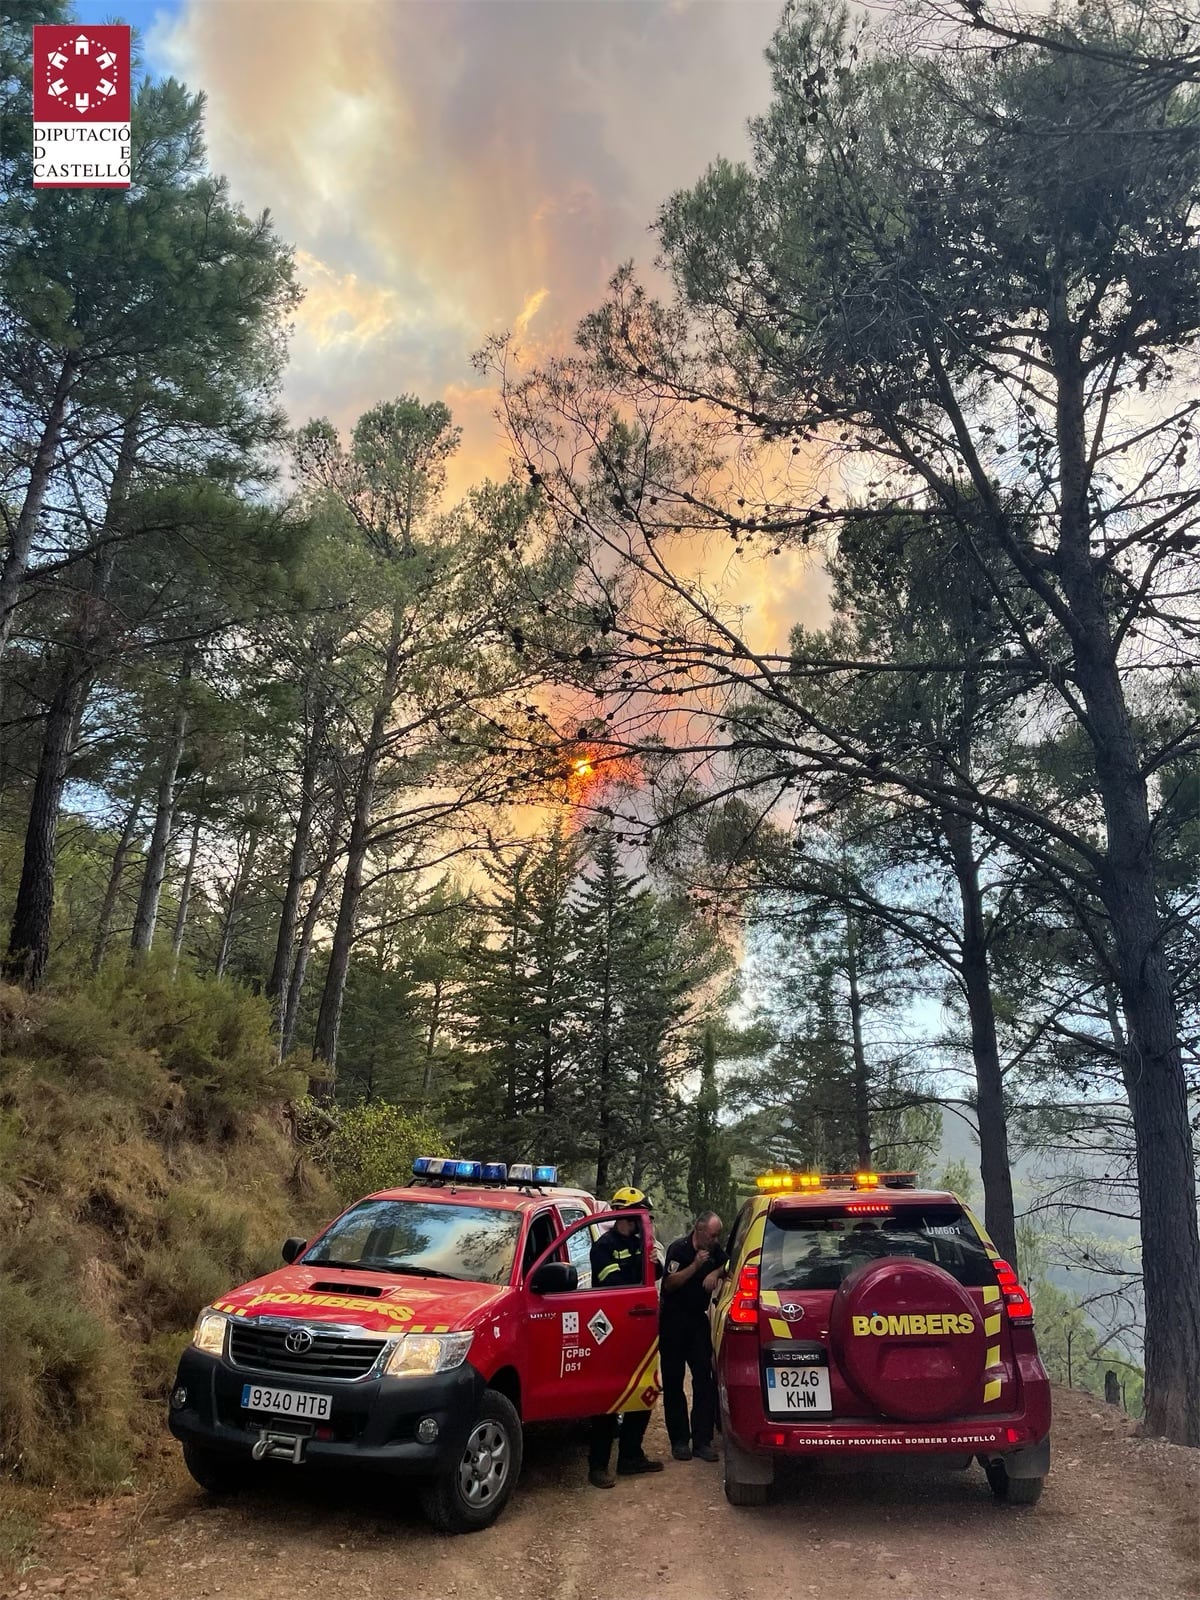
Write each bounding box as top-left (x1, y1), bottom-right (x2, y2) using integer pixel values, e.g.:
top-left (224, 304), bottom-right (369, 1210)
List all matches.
top-left (304, 1199), bottom-right (523, 1286)
top-left (762, 1203), bottom-right (998, 1291)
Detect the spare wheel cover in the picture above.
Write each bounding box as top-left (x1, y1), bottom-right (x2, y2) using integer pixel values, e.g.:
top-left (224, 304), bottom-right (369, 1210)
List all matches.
top-left (830, 1257), bottom-right (987, 1421)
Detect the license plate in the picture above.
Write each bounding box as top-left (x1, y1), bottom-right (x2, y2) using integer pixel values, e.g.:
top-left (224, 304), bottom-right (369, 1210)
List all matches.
top-left (240, 1384), bottom-right (331, 1420)
top-left (765, 1363), bottom-right (832, 1415)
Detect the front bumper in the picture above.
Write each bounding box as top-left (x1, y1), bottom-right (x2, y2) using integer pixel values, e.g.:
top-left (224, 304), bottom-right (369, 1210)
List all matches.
top-left (168, 1347), bottom-right (486, 1476)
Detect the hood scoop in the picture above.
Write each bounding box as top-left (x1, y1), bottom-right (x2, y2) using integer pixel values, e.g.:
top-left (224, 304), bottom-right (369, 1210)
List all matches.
top-left (307, 1281), bottom-right (384, 1298)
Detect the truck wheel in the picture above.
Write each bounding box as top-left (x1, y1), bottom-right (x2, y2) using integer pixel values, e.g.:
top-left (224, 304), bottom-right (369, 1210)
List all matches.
top-left (724, 1468), bottom-right (768, 1507)
top-left (182, 1441), bottom-right (247, 1496)
top-left (984, 1458), bottom-right (1044, 1505)
top-left (722, 1434), bottom-right (772, 1506)
top-left (420, 1390), bottom-right (523, 1534)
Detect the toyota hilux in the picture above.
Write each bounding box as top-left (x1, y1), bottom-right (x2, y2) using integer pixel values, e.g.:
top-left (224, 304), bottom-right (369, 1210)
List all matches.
top-left (168, 1159), bottom-right (662, 1533)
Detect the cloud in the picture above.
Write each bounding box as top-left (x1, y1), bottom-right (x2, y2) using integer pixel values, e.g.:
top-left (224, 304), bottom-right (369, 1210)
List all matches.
top-left (155, 0), bottom-right (831, 645)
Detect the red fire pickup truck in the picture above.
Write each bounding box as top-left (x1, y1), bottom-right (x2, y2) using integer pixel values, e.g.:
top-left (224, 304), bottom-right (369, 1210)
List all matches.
top-left (168, 1159), bottom-right (661, 1532)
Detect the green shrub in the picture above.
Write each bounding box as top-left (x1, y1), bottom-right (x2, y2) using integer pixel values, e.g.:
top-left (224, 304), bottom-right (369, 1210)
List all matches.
top-left (296, 1097), bottom-right (448, 1204)
top-left (89, 962), bottom-right (308, 1137)
top-left (0, 1276), bottom-right (134, 1490)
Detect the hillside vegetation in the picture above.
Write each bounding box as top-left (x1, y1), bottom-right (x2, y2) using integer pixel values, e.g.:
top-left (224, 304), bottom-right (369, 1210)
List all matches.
top-left (0, 967), bottom-right (438, 1492)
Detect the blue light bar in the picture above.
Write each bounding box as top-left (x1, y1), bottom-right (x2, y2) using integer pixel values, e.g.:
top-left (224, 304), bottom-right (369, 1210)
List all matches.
top-left (482, 1162), bottom-right (508, 1182)
top-left (412, 1157), bottom-right (433, 1176)
top-left (454, 1160), bottom-right (482, 1181)
top-left (427, 1157), bottom-right (453, 1177)
top-left (533, 1164), bottom-right (558, 1185)
top-left (509, 1163), bottom-right (534, 1183)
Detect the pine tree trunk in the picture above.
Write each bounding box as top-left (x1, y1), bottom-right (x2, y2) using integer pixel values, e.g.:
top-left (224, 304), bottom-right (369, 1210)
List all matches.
top-left (0, 355), bottom-right (79, 671)
top-left (92, 781), bottom-right (147, 973)
top-left (1054, 346), bottom-right (1200, 1446)
top-left (170, 812), bottom-right (202, 973)
top-left (593, 900), bottom-right (616, 1196)
top-left (309, 772), bottom-right (373, 1097)
top-left (943, 809), bottom-right (1018, 1268)
top-left (844, 914), bottom-right (873, 1170)
top-left (130, 653), bottom-right (194, 957)
top-left (504, 909), bottom-right (520, 1126)
top-left (214, 820), bottom-right (260, 979)
top-left (2, 662), bottom-right (83, 987)
top-left (4, 417), bottom-right (137, 987)
top-left (280, 808), bottom-right (343, 1060)
top-left (266, 679), bottom-right (327, 1026)
top-left (311, 622), bottom-right (403, 1095)
top-left (422, 977), bottom-right (443, 1097)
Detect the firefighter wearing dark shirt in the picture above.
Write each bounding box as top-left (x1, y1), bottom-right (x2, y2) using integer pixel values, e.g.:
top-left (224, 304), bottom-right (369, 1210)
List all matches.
top-left (587, 1187), bottom-right (665, 1488)
top-left (660, 1211), bottom-right (726, 1462)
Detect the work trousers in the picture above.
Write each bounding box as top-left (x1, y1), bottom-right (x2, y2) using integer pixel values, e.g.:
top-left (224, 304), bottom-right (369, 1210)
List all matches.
top-left (588, 1407), bottom-right (651, 1470)
top-left (660, 1314), bottom-right (717, 1449)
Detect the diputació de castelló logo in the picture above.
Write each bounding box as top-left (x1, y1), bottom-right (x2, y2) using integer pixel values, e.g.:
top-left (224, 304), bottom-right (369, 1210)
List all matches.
top-left (32, 25), bottom-right (132, 189)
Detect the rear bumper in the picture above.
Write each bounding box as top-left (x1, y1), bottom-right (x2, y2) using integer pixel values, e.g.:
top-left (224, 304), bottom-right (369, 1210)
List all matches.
top-left (720, 1324), bottom-right (1049, 1465)
top-left (729, 1413), bottom-right (1049, 1458)
top-left (168, 1347), bottom-right (486, 1477)
top-left (719, 1345), bottom-right (1052, 1464)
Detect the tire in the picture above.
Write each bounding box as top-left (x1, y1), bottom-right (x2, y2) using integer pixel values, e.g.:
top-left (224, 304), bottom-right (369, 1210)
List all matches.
top-left (420, 1390), bottom-right (523, 1534)
top-left (984, 1457), bottom-right (1044, 1506)
top-left (182, 1441), bottom-right (247, 1496)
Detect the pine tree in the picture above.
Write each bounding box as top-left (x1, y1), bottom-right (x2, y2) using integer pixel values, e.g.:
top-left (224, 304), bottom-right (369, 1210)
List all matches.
top-left (686, 1026), bottom-right (737, 1224)
top-left (572, 830), bottom-right (646, 1193)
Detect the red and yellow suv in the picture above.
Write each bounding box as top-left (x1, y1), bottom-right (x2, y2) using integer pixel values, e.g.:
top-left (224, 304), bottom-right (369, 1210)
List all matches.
top-left (169, 1160), bottom-right (662, 1533)
top-left (712, 1171), bottom-right (1051, 1508)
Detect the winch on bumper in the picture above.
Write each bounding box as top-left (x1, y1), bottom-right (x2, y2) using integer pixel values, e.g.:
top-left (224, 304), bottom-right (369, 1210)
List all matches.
top-left (168, 1343), bottom-right (486, 1474)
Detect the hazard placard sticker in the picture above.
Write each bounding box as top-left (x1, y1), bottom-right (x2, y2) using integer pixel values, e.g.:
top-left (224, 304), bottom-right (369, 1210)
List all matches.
top-left (587, 1308), bottom-right (613, 1346)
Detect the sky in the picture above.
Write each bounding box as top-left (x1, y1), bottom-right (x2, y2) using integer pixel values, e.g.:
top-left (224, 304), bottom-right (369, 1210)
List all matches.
top-left (106, 0), bottom-right (826, 647)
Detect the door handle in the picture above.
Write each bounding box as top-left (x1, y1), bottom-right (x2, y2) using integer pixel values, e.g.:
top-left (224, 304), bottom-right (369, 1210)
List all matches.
top-left (628, 1305), bottom-right (656, 1318)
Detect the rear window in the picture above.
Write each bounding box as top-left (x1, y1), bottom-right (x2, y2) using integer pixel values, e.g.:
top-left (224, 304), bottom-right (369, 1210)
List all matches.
top-left (761, 1204), bottom-right (997, 1292)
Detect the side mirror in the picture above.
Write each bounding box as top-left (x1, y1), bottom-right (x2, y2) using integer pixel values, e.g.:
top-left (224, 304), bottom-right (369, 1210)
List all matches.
top-left (281, 1237), bottom-right (307, 1265)
top-left (529, 1261), bottom-right (579, 1295)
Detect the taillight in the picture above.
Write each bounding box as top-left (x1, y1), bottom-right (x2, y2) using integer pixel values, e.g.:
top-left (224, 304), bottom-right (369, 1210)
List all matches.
top-left (993, 1258), bottom-right (1034, 1324)
top-left (728, 1262), bottom-right (760, 1327)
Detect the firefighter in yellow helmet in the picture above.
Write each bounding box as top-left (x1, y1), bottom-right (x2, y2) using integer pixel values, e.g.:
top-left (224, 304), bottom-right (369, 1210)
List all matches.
top-left (586, 1187), bottom-right (664, 1488)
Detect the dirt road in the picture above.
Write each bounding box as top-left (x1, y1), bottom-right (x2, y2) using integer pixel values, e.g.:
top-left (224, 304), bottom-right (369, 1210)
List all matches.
top-left (5, 1390), bottom-right (1196, 1600)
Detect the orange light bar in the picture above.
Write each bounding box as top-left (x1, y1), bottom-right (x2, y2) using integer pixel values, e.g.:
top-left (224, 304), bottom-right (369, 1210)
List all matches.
top-left (754, 1169), bottom-right (918, 1193)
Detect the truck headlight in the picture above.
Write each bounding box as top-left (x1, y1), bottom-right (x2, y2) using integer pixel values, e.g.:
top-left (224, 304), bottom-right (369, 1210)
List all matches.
top-left (191, 1308), bottom-right (229, 1357)
top-left (383, 1331), bottom-right (473, 1377)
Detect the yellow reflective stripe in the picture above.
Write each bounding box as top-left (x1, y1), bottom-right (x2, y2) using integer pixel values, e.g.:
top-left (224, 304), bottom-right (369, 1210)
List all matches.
top-left (432, 1324), bottom-right (449, 1333)
top-left (609, 1339), bottom-right (661, 1413)
top-left (984, 1314), bottom-right (1002, 1338)
top-left (408, 1325), bottom-right (425, 1333)
top-left (598, 1262), bottom-right (622, 1281)
top-left (981, 1284), bottom-right (1000, 1305)
top-left (983, 1377), bottom-right (1002, 1404)
top-left (760, 1291), bottom-right (781, 1308)
top-left (986, 1344), bottom-right (1001, 1368)
top-left (769, 1317), bottom-right (790, 1338)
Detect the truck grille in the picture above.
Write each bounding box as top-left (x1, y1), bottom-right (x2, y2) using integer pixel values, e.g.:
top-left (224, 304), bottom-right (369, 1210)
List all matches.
top-left (229, 1322), bottom-right (386, 1381)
